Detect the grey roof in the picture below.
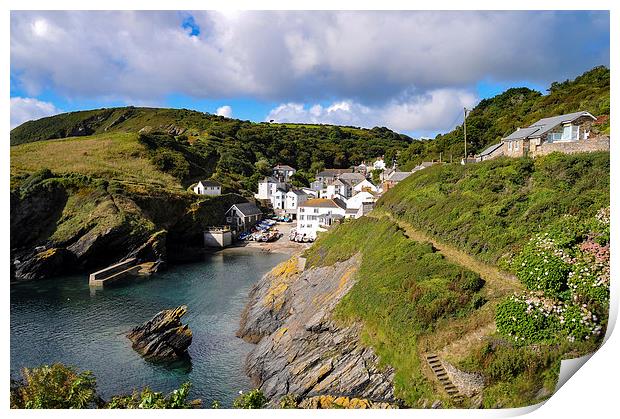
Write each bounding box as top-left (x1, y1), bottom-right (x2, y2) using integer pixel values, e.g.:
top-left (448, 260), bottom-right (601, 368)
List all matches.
top-left (478, 143), bottom-right (503, 157)
top-left (288, 189), bottom-right (307, 196)
top-left (197, 180), bottom-right (220, 187)
top-left (503, 126), bottom-right (541, 141)
top-left (260, 176), bottom-right (279, 183)
top-left (339, 172), bottom-right (366, 181)
top-left (504, 111), bottom-right (595, 141)
top-left (316, 168), bottom-right (353, 177)
top-left (273, 164), bottom-right (295, 171)
top-left (231, 202), bottom-right (263, 217)
top-left (388, 172), bottom-right (412, 182)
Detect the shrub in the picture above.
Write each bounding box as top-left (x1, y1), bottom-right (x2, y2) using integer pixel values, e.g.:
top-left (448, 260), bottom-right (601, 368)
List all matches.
top-left (233, 389), bottom-right (267, 409)
top-left (513, 235), bottom-right (571, 296)
top-left (495, 295), bottom-right (561, 344)
top-left (10, 363), bottom-right (98, 409)
top-left (106, 382), bottom-right (196, 409)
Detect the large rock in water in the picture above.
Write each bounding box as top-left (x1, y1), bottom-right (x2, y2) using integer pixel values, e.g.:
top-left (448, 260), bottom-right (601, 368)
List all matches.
top-left (127, 305), bottom-right (192, 361)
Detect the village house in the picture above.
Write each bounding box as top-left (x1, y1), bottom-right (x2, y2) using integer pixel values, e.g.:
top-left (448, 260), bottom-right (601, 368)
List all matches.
top-left (382, 171), bottom-right (412, 192)
top-left (284, 189), bottom-right (309, 219)
top-left (412, 161), bottom-right (436, 172)
top-left (315, 168), bottom-right (354, 184)
top-left (272, 164), bottom-right (296, 182)
top-left (225, 202), bottom-right (263, 233)
top-left (255, 176), bottom-right (286, 200)
top-left (502, 111), bottom-right (605, 157)
top-left (296, 198), bottom-right (347, 238)
top-left (193, 180), bottom-right (221, 196)
top-left (476, 143), bottom-right (505, 162)
top-left (271, 188), bottom-right (287, 211)
top-left (346, 190), bottom-right (377, 212)
top-left (322, 178), bottom-right (355, 199)
top-left (353, 178), bottom-right (378, 194)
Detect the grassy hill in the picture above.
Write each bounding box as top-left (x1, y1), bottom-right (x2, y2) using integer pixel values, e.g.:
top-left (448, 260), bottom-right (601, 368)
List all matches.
top-left (304, 152), bottom-right (609, 407)
top-left (397, 66), bottom-right (610, 169)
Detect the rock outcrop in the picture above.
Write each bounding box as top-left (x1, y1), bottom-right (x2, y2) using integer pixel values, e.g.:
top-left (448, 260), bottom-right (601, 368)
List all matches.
top-left (127, 305), bottom-right (193, 361)
top-left (238, 255), bottom-right (396, 403)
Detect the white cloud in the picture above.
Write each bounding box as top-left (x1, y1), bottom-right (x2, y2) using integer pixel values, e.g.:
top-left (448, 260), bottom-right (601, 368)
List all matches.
top-left (10, 11), bottom-right (609, 104)
top-left (10, 97), bottom-right (61, 129)
top-left (266, 89), bottom-right (477, 134)
top-left (215, 105), bottom-right (232, 118)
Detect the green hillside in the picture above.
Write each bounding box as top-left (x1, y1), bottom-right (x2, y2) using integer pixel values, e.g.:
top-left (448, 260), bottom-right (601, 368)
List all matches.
top-left (397, 66), bottom-right (610, 169)
top-left (306, 152), bottom-right (609, 407)
top-left (10, 106), bottom-right (412, 193)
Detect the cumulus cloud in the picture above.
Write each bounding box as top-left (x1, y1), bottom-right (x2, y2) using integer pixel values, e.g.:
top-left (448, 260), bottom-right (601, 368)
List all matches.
top-left (216, 105), bottom-right (232, 118)
top-left (10, 11), bottom-right (609, 103)
top-left (9, 11), bottom-right (608, 134)
top-left (266, 89), bottom-right (477, 134)
top-left (10, 97), bottom-right (61, 129)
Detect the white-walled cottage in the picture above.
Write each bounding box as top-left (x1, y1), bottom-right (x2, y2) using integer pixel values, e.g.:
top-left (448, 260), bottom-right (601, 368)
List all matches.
top-left (296, 198), bottom-right (347, 238)
top-left (193, 180), bottom-right (221, 196)
top-left (273, 164), bottom-right (296, 182)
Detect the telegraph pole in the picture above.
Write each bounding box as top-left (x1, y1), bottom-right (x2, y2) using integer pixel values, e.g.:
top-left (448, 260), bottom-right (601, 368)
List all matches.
top-left (463, 107), bottom-right (469, 162)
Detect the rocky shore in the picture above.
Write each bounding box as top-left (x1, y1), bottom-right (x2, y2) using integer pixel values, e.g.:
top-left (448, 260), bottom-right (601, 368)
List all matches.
top-left (237, 255), bottom-right (397, 403)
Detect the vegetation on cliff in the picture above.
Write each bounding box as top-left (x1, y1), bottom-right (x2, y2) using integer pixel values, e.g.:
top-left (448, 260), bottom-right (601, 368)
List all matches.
top-left (396, 66), bottom-right (610, 168)
top-left (378, 152), bottom-right (610, 264)
top-left (304, 217), bottom-right (485, 406)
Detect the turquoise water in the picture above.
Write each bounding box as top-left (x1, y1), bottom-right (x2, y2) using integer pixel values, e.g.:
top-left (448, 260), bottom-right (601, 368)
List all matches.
top-left (10, 249), bottom-right (287, 407)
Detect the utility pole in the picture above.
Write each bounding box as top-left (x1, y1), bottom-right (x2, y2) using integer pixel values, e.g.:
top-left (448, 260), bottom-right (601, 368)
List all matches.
top-left (463, 107), bottom-right (469, 162)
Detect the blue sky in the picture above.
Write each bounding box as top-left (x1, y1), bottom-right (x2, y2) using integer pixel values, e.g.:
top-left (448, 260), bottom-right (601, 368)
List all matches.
top-left (10, 11), bottom-right (610, 136)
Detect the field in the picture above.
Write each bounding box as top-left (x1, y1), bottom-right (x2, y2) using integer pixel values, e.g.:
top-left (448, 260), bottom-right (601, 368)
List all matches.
top-left (10, 133), bottom-right (182, 191)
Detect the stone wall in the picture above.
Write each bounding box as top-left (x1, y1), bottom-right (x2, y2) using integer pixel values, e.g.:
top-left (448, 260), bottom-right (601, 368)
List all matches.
top-left (442, 361), bottom-right (485, 398)
top-left (532, 135), bottom-right (609, 157)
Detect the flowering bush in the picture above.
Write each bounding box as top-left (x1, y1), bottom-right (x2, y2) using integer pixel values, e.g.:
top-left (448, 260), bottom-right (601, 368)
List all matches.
top-left (513, 235), bottom-right (571, 296)
top-left (498, 208), bottom-right (609, 345)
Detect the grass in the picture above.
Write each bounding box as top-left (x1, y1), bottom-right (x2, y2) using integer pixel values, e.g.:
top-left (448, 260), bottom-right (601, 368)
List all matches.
top-left (10, 132), bottom-right (182, 191)
top-left (304, 217), bottom-right (486, 407)
top-left (378, 152), bottom-right (610, 265)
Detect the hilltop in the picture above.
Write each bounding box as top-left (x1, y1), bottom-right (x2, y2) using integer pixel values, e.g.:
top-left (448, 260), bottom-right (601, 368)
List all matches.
top-left (397, 66), bottom-right (610, 169)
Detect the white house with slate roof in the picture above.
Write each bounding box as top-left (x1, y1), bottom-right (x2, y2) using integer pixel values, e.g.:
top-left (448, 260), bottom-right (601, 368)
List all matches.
top-left (225, 202), bottom-right (263, 232)
top-left (503, 111), bottom-right (598, 157)
top-left (296, 198), bottom-right (347, 238)
top-left (255, 176), bottom-right (285, 200)
top-left (272, 164), bottom-right (296, 182)
top-left (285, 190), bottom-right (309, 218)
top-left (193, 180), bottom-right (221, 196)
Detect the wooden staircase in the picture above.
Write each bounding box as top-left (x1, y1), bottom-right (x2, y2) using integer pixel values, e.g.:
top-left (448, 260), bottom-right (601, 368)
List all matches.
top-left (425, 354), bottom-right (464, 405)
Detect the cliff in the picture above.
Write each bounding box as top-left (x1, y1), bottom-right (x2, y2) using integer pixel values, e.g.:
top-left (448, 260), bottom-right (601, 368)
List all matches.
top-left (237, 255), bottom-right (397, 403)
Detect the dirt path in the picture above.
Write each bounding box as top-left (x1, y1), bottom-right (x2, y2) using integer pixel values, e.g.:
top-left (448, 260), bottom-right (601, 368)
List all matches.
top-left (372, 211), bottom-right (522, 297)
top-left (370, 211), bottom-right (523, 362)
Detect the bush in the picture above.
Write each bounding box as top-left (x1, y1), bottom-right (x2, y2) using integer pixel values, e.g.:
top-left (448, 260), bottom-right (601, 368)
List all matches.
top-left (10, 363), bottom-right (98, 409)
top-left (513, 235), bottom-right (571, 296)
top-left (233, 389), bottom-right (267, 409)
top-left (106, 382), bottom-right (197, 409)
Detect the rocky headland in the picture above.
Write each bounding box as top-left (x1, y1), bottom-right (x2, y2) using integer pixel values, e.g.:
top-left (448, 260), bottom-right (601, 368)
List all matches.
top-left (237, 255), bottom-right (397, 404)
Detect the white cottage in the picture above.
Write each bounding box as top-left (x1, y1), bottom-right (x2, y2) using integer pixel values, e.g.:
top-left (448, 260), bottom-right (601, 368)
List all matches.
top-left (285, 190), bottom-right (309, 218)
top-left (296, 198), bottom-right (347, 238)
top-left (272, 164), bottom-right (296, 182)
top-left (353, 179), bottom-right (378, 194)
top-left (255, 176), bottom-right (285, 200)
top-left (193, 180), bottom-right (221, 196)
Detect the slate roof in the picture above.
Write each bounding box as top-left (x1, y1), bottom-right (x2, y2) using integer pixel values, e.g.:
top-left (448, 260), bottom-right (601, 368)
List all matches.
top-left (287, 189), bottom-right (307, 196)
top-left (316, 168), bottom-right (353, 177)
top-left (231, 202), bottom-right (263, 217)
top-left (478, 143), bottom-right (504, 157)
top-left (197, 180), bottom-right (220, 187)
top-left (339, 172), bottom-right (366, 181)
top-left (504, 111), bottom-right (595, 141)
top-left (387, 172), bottom-right (412, 182)
top-left (273, 164), bottom-right (296, 171)
top-left (260, 176), bottom-right (280, 183)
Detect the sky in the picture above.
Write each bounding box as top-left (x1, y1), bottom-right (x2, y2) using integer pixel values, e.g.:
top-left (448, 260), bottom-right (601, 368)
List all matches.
top-left (9, 10), bottom-right (610, 136)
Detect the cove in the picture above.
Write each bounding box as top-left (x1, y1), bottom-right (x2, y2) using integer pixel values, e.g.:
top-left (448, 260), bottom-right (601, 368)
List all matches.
top-left (10, 248), bottom-right (288, 407)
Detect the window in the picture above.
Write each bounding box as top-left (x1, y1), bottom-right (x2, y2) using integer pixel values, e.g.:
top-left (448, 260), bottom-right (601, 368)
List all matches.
top-left (508, 142), bottom-right (512, 151)
top-left (314, 208), bottom-right (319, 213)
top-left (514, 142), bottom-right (519, 151)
